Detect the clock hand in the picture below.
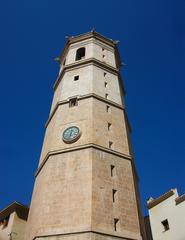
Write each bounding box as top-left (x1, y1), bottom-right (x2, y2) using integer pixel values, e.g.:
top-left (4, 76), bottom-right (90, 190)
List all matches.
top-left (69, 130), bottom-right (72, 137)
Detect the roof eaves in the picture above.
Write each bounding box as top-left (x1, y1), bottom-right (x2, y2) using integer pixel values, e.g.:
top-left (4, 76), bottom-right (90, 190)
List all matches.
top-left (147, 189), bottom-right (176, 209)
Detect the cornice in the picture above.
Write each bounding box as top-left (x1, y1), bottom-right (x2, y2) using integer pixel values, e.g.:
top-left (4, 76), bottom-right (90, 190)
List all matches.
top-left (53, 57), bottom-right (119, 90)
top-left (33, 229), bottom-right (141, 240)
top-left (68, 31), bottom-right (116, 47)
top-left (45, 93), bottom-right (124, 128)
top-left (35, 143), bottom-right (132, 177)
top-left (70, 38), bottom-right (115, 53)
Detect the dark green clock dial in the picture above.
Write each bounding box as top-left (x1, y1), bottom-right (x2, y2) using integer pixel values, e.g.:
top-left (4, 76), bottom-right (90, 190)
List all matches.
top-left (63, 126), bottom-right (81, 143)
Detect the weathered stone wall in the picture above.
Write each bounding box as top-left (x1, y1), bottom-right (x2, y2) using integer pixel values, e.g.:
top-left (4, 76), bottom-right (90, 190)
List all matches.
top-left (92, 149), bottom-right (140, 238)
top-left (26, 149), bottom-right (92, 240)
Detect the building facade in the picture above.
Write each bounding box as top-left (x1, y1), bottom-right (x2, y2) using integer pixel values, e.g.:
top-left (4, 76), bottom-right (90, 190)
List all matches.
top-left (147, 188), bottom-right (185, 240)
top-left (24, 31), bottom-right (146, 240)
top-left (0, 202), bottom-right (29, 240)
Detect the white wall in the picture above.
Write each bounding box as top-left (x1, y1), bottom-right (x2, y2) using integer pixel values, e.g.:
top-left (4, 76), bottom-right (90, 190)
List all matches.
top-left (148, 189), bottom-right (185, 240)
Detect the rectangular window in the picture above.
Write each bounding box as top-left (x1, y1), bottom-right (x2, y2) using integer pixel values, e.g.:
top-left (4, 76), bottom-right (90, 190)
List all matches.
top-left (114, 218), bottom-right (119, 231)
top-left (104, 82), bottom-right (107, 87)
top-left (109, 141), bottom-right (113, 149)
top-left (161, 219), bottom-right (170, 231)
top-left (112, 189), bottom-right (117, 202)
top-left (111, 165), bottom-right (115, 177)
top-left (69, 98), bottom-right (78, 107)
top-left (74, 75), bottom-right (79, 81)
top-left (102, 54), bottom-right (105, 58)
top-left (108, 122), bottom-right (111, 131)
top-left (106, 105), bottom-right (110, 113)
top-left (104, 72), bottom-right (107, 77)
top-left (105, 93), bottom-right (108, 99)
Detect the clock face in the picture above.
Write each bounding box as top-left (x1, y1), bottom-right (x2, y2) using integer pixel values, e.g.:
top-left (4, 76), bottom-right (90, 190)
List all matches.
top-left (63, 126), bottom-right (81, 143)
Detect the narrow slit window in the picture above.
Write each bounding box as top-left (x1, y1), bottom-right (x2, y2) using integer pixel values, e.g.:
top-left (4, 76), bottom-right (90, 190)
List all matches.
top-left (112, 189), bottom-right (117, 202)
top-left (104, 72), bottom-right (107, 77)
top-left (114, 218), bottom-right (119, 231)
top-left (111, 165), bottom-right (115, 177)
top-left (109, 141), bottom-right (113, 149)
top-left (69, 98), bottom-right (78, 107)
top-left (105, 93), bottom-right (108, 99)
top-left (161, 219), bottom-right (170, 231)
top-left (74, 75), bottom-right (79, 81)
top-left (106, 105), bottom-right (110, 113)
top-left (108, 122), bottom-right (111, 131)
top-left (104, 82), bottom-right (108, 88)
top-left (102, 54), bottom-right (105, 58)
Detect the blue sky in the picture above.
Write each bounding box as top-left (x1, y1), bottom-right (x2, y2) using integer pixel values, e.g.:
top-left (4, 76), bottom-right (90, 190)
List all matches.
top-left (0, 0), bottom-right (184, 215)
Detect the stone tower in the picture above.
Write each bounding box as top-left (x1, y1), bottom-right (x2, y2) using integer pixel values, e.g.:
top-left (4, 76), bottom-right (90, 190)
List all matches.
top-left (25, 31), bottom-right (145, 240)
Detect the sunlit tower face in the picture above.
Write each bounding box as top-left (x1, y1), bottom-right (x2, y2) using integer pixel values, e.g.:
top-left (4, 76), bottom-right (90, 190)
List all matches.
top-left (25, 31), bottom-right (146, 240)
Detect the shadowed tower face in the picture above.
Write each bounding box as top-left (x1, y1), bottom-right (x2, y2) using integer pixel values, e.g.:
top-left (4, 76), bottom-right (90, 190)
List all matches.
top-left (25, 31), bottom-right (145, 240)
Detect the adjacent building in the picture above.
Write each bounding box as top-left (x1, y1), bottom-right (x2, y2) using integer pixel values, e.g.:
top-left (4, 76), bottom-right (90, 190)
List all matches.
top-left (147, 188), bottom-right (185, 240)
top-left (0, 202), bottom-right (29, 240)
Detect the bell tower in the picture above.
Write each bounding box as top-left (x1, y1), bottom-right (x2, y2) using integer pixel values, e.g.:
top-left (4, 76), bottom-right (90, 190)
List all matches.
top-left (25, 31), bottom-right (146, 240)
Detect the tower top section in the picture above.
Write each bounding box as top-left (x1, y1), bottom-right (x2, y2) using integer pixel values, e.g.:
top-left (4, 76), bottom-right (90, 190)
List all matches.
top-left (58, 30), bottom-right (122, 69)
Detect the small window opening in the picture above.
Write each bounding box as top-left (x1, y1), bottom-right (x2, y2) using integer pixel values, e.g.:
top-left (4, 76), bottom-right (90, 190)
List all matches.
top-left (105, 93), bottom-right (108, 99)
top-left (109, 141), bottom-right (113, 149)
top-left (112, 189), bottom-right (117, 202)
top-left (69, 98), bottom-right (78, 107)
top-left (75, 47), bottom-right (85, 61)
top-left (63, 59), bottom-right (66, 66)
top-left (114, 218), bottom-right (119, 231)
top-left (108, 122), bottom-right (111, 131)
top-left (74, 75), bottom-right (79, 81)
top-left (102, 48), bottom-right (105, 51)
top-left (102, 54), bottom-right (105, 58)
top-left (106, 105), bottom-right (110, 113)
top-left (161, 219), bottom-right (170, 231)
top-left (104, 72), bottom-right (107, 77)
top-left (104, 82), bottom-right (108, 87)
top-left (111, 165), bottom-right (115, 177)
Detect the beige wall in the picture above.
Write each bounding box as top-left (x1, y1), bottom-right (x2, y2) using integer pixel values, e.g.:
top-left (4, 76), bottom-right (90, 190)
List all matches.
top-left (91, 149), bottom-right (141, 239)
top-left (0, 212), bottom-right (14, 240)
top-left (92, 66), bottom-right (122, 105)
top-left (0, 212), bottom-right (27, 240)
top-left (50, 65), bottom-right (93, 114)
top-left (26, 149), bottom-right (92, 240)
top-left (12, 213), bottom-right (27, 240)
top-left (148, 189), bottom-right (185, 240)
top-left (26, 148), bottom-right (141, 240)
top-left (40, 97), bottom-right (129, 166)
top-left (63, 39), bottom-right (116, 68)
top-left (51, 64), bottom-right (122, 115)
